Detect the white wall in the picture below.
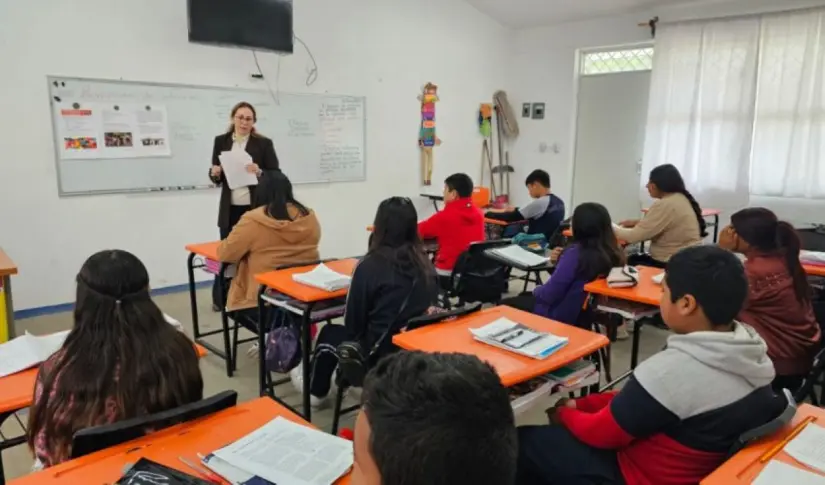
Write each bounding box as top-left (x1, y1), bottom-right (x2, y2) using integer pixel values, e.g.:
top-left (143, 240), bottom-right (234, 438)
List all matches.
top-left (0, 0), bottom-right (507, 311)
top-left (506, 0), bottom-right (825, 212)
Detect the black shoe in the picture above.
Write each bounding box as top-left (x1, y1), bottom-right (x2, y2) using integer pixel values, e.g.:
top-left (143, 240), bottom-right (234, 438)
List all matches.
top-left (212, 304), bottom-right (221, 312)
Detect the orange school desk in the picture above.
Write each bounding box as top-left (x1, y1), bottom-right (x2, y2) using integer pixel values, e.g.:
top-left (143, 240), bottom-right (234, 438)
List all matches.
top-left (9, 397), bottom-right (351, 485)
top-left (804, 264), bottom-right (825, 277)
top-left (392, 306), bottom-right (609, 387)
top-left (701, 404), bottom-right (825, 484)
top-left (584, 266), bottom-right (664, 370)
top-left (255, 259), bottom-right (359, 421)
top-left (0, 248), bottom-right (18, 343)
top-left (0, 342), bottom-right (207, 485)
top-left (185, 241), bottom-right (238, 377)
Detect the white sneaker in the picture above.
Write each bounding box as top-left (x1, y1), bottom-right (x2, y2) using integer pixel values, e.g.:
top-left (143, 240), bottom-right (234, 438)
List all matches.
top-left (616, 323), bottom-right (630, 341)
top-left (311, 394), bottom-right (331, 409)
top-left (289, 364), bottom-right (304, 394)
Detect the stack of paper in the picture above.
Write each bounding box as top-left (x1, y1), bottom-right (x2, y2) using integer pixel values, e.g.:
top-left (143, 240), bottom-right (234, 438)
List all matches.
top-left (470, 318), bottom-right (568, 359)
top-left (783, 424), bottom-right (825, 474)
top-left (801, 250), bottom-right (825, 267)
top-left (489, 245), bottom-right (550, 268)
top-left (547, 360), bottom-right (598, 388)
top-left (0, 331), bottom-right (70, 378)
top-left (211, 417), bottom-right (353, 485)
top-left (754, 461), bottom-right (825, 485)
top-left (292, 263), bottom-right (351, 292)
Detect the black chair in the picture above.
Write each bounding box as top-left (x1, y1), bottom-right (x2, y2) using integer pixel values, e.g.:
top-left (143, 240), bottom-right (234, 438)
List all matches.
top-left (330, 303), bottom-right (484, 434)
top-left (728, 388), bottom-right (796, 456)
top-left (794, 347), bottom-right (825, 405)
top-left (69, 391), bottom-right (238, 460)
top-left (442, 240), bottom-right (512, 309)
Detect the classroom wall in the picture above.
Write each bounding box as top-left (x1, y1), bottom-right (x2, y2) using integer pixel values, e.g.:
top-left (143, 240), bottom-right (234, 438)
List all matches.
top-left (0, 0), bottom-right (508, 311)
top-left (506, 0), bottom-right (825, 216)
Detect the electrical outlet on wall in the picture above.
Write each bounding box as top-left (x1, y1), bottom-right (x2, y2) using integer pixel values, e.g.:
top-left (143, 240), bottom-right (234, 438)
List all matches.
top-left (532, 103), bottom-right (546, 120)
top-left (522, 103), bottom-right (531, 118)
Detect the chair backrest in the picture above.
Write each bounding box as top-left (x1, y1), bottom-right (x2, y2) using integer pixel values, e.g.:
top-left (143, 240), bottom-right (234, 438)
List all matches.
top-left (472, 186), bottom-right (491, 209)
top-left (70, 391), bottom-right (238, 460)
top-left (794, 347), bottom-right (825, 403)
top-left (452, 241), bottom-right (512, 304)
top-left (728, 388), bottom-right (796, 456)
top-left (405, 303), bottom-right (483, 332)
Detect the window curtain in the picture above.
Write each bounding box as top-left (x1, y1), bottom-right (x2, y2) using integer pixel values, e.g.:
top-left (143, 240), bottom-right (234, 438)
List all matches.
top-left (640, 18), bottom-right (760, 210)
top-left (751, 9), bottom-right (825, 199)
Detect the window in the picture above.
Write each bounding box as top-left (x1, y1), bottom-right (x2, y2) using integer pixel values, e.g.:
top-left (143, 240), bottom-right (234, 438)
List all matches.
top-left (581, 48), bottom-right (654, 75)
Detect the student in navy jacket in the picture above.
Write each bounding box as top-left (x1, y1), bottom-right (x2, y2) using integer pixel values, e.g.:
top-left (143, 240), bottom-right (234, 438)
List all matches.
top-left (517, 246), bottom-right (784, 485)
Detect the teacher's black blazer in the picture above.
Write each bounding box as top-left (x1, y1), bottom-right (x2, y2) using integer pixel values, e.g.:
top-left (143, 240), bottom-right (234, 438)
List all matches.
top-left (209, 132), bottom-right (280, 230)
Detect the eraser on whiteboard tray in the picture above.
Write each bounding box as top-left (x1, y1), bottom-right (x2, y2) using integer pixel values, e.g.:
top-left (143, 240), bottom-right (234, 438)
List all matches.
top-left (251, 73), bottom-right (264, 79)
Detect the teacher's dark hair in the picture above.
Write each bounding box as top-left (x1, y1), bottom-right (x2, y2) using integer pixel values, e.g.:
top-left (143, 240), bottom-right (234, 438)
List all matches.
top-left (27, 250), bottom-right (203, 464)
top-left (370, 197), bottom-right (434, 284)
top-left (648, 164), bottom-right (707, 237)
top-left (254, 170), bottom-right (309, 221)
top-left (226, 101), bottom-right (258, 135)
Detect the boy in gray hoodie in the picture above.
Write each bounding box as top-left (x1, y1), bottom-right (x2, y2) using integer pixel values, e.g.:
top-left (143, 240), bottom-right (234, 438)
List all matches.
top-left (517, 245), bottom-right (786, 485)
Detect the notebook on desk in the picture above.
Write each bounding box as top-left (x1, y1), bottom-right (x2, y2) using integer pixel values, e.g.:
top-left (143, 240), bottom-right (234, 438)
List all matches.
top-left (470, 318), bottom-right (568, 359)
top-left (292, 263), bottom-right (352, 292)
top-left (0, 330), bottom-right (69, 378)
top-left (489, 245), bottom-right (550, 268)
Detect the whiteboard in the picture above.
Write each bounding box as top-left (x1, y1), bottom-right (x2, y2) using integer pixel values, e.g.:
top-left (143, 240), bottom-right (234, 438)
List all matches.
top-left (47, 76), bottom-right (367, 195)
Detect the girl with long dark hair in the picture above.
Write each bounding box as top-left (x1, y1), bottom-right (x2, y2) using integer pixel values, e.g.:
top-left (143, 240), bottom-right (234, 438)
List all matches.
top-left (719, 207), bottom-right (821, 392)
top-left (216, 170), bottom-right (320, 312)
top-left (28, 250), bottom-right (203, 467)
top-left (503, 203), bottom-right (625, 327)
top-left (615, 164), bottom-right (705, 268)
top-left (296, 197), bottom-right (438, 408)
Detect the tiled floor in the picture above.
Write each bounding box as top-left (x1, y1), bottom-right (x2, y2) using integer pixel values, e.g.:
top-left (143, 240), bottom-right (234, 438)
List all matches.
top-left (0, 286), bottom-right (671, 481)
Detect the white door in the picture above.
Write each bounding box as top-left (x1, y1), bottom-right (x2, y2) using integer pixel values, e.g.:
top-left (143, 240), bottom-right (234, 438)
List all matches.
top-left (572, 70), bottom-right (651, 222)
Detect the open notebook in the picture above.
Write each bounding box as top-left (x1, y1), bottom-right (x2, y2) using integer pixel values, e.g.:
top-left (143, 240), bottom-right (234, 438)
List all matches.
top-left (470, 318), bottom-right (568, 359)
top-left (489, 245), bottom-right (550, 268)
top-left (0, 330), bottom-right (70, 378)
top-left (292, 263), bottom-right (352, 292)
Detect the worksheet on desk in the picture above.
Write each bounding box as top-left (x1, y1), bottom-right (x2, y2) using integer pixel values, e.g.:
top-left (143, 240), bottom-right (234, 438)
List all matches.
top-left (754, 461), bottom-right (825, 484)
top-left (0, 331), bottom-right (69, 377)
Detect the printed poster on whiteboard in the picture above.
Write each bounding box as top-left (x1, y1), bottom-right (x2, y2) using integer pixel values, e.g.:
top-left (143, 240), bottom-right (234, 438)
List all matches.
top-left (56, 102), bottom-right (171, 160)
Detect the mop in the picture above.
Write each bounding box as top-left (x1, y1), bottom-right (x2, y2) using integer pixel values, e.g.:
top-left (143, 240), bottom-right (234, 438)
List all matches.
top-left (492, 90), bottom-right (519, 205)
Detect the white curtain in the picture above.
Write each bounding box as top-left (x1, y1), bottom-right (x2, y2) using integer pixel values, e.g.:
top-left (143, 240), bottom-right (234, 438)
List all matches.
top-left (751, 9), bottom-right (825, 199)
top-left (641, 18), bottom-right (760, 210)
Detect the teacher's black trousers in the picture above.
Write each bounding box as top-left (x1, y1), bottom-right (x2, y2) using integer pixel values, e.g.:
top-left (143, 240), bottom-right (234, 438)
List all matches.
top-left (212, 204), bottom-right (251, 308)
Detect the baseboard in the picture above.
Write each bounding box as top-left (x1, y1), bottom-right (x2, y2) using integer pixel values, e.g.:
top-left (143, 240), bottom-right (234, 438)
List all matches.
top-left (14, 280), bottom-right (212, 320)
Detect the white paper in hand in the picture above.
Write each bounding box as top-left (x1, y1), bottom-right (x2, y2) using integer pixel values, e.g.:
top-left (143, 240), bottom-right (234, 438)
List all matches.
top-left (219, 150), bottom-right (257, 190)
top-left (0, 331), bottom-right (70, 378)
top-left (212, 416), bottom-right (353, 485)
top-left (292, 263), bottom-right (351, 292)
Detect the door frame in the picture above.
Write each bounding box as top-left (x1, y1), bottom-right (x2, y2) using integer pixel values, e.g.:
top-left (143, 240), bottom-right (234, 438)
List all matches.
top-left (567, 41), bottom-right (655, 213)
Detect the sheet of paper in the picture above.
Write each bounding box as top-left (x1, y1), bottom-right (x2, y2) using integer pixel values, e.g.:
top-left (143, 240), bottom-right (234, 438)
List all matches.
top-left (0, 331), bottom-right (69, 378)
top-left (213, 416), bottom-right (353, 485)
top-left (219, 149), bottom-right (257, 190)
top-left (785, 424), bottom-right (825, 474)
top-left (754, 461), bottom-right (825, 485)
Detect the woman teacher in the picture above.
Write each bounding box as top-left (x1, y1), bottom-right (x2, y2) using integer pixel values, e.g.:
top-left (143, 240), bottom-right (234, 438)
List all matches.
top-left (209, 101), bottom-right (280, 310)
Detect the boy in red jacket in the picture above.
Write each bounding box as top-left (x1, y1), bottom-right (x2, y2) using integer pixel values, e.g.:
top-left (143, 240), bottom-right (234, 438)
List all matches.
top-left (418, 173), bottom-right (484, 284)
top-left (517, 246), bottom-right (784, 485)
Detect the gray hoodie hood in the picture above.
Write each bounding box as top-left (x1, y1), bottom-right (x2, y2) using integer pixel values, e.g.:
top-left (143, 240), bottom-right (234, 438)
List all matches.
top-left (634, 321), bottom-right (776, 420)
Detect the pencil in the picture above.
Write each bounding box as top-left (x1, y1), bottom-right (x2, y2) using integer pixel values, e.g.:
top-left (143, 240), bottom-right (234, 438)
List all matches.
top-left (759, 415), bottom-right (817, 463)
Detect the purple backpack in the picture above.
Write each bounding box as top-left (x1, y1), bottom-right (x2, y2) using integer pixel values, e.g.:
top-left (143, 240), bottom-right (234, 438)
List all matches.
top-left (264, 309), bottom-right (302, 374)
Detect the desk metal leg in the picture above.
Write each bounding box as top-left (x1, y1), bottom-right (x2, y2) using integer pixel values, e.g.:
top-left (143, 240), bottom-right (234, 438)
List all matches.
top-left (188, 253), bottom-right (233, 377)
top-left (630, 320), bottom-right (644, 370)
top-left (431, 200), bottom-right (440, 212)
top-left (0, 411), bottom-right (27, 485)
top-left (712, 215), bottom-right (719, 243)
top-left (187, 253), bottom-right (200, 339)
top-left (2, 275), bottom-right (13, 340)
top-left (258, 286), bottom-right (268, 397)
top-left (301, 304), bottom-right (315, 421)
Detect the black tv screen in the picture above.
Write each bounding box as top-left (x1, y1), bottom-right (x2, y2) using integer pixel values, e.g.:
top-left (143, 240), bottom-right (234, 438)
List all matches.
top-left (188, 0), bottom-right (294, 54)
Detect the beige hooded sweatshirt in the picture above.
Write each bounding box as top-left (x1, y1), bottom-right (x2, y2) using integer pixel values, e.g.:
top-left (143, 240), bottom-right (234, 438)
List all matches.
top-left (217, 204), bottom-right (321, 311)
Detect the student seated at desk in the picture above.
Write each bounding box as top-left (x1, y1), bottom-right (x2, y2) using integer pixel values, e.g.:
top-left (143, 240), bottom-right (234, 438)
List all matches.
top-left (517, 246), bottom-right (783, 485)
top-left (719, 207), bottom-right (821, 393)
top-left (502, 202), bottom-right (624, 327)
top-left (353, 351), bottom-right (517, 485)
top-left (299, 197), bottom-right (438, 407)
top-left (615, 164), bottom-right (705, 268)
top-left (485, 169), bottom-right (565, 240)
top-left (216, 170), bottom-right (321, 313)
top-left (418, 173), bottom-right (485, 284)
top-left (28, 250), bottom-right (204, 468)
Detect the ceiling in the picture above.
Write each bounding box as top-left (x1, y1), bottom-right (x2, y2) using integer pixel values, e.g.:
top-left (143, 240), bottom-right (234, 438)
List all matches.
top-left (464, 0), bottom-right (728, 28)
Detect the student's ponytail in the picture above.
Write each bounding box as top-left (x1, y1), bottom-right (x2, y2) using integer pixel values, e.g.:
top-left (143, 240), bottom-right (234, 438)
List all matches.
top-left (776, 221), bottom-right (810, 303)
top-left (680, 189), bottom-right (708, 238)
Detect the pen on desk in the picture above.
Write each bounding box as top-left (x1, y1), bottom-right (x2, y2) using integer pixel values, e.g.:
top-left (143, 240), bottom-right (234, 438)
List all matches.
top-left (500, 330), bottom-right (524, 345)
top-left (758, 415), bottom-right (817, 463)
top-left (178, 456), bottom-right (228, 484)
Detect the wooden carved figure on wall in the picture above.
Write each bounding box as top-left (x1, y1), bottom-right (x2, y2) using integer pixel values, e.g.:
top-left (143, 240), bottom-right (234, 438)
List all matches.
top-left (418, 82), bottom-right (441, 185)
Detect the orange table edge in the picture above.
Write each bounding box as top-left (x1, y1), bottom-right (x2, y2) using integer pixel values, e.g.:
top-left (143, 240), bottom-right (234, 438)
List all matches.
top-left (255, 259), bottom-right (358, 303)
top-left (584, 266), bottom-right (664, 307)
top-left (804, 264), bottom-right (825, 277)
top-left (701, 404), bottom-right (825, 484)
top-left (9, 397), bottom-right (351, 485)
top-left (484, 217), bottom-right (527, 227)
top-left (392, 306), bottom-right (609, 387)
top-left (0, 343), bottom-right (207, 415)
top-left (185, 241), bottom-right (221, 261)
